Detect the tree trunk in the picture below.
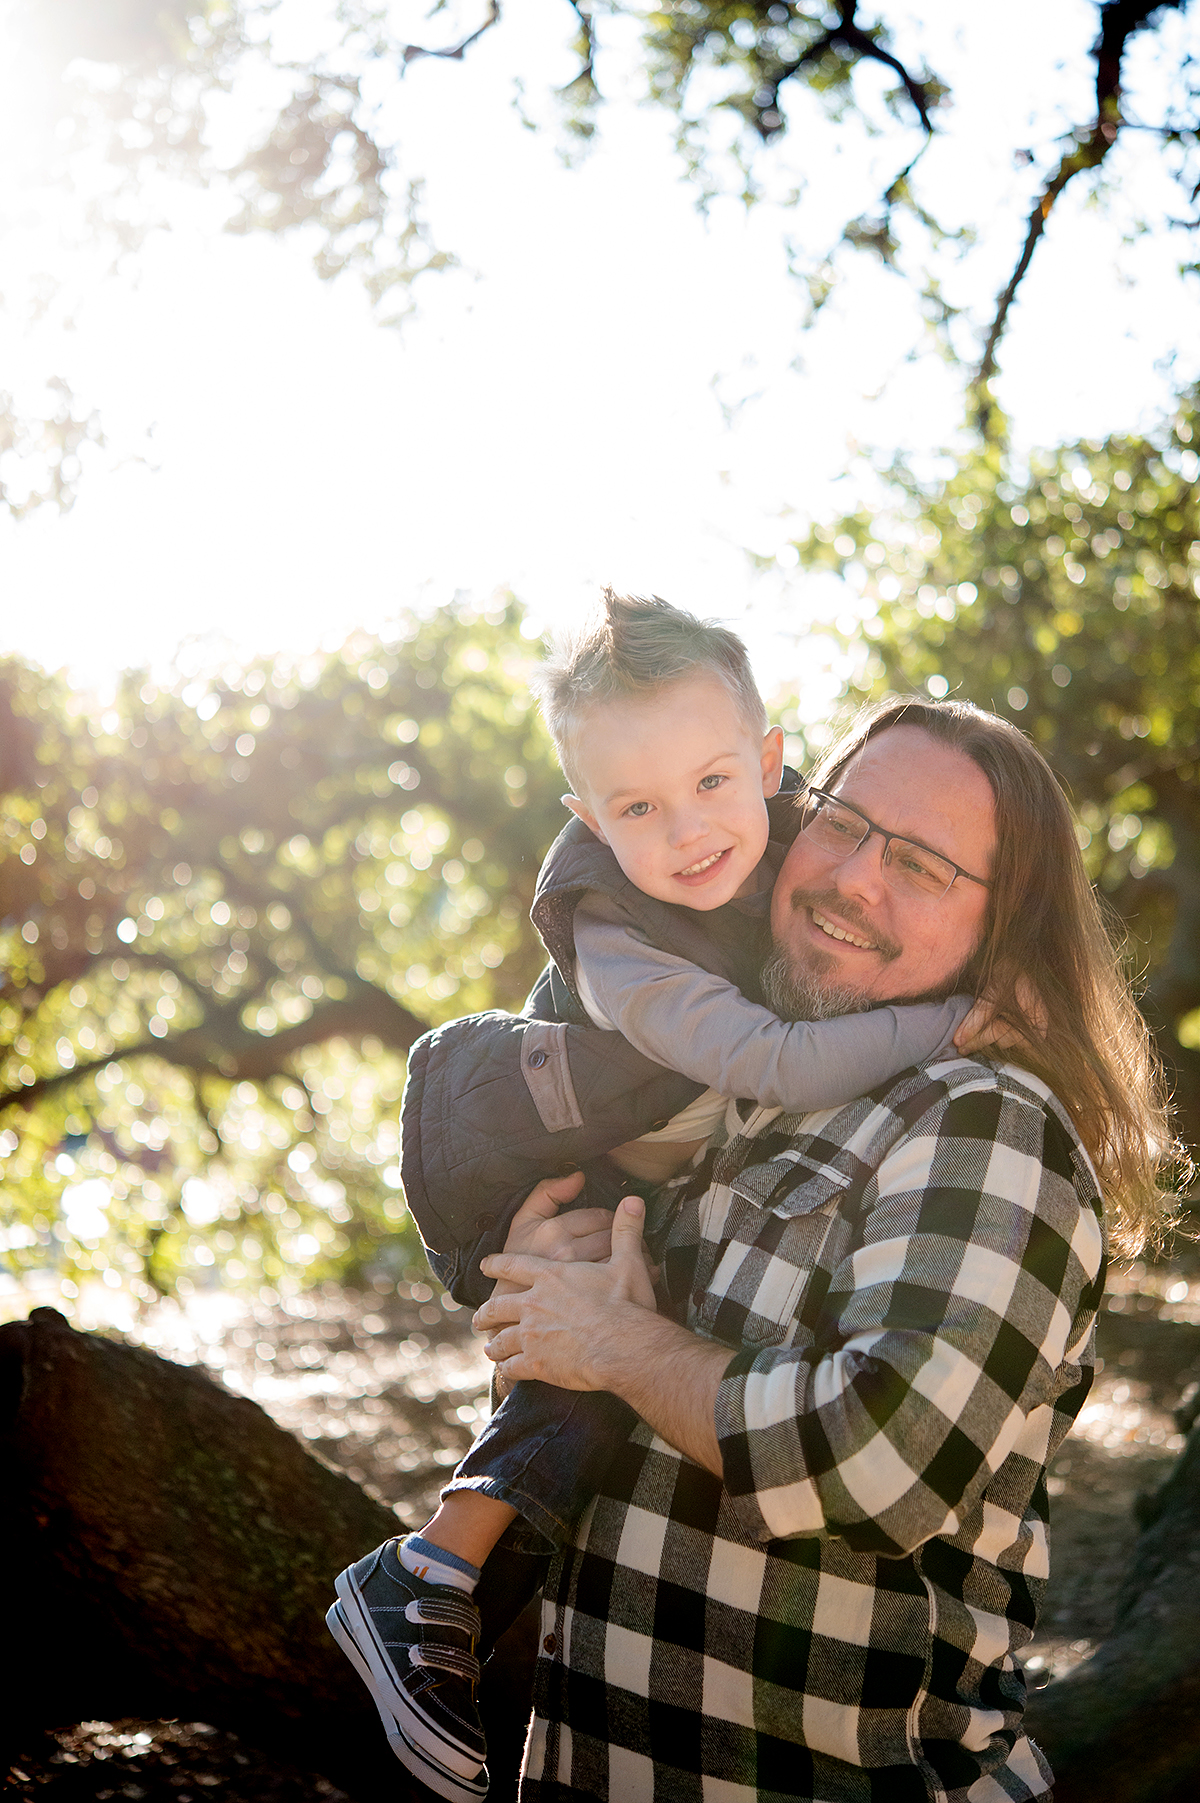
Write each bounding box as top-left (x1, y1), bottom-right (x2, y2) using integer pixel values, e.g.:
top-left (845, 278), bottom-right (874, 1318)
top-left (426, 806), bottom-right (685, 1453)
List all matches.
top-left (1025, 1420), bottom-right (1200, 1801)
top-left (0, 1307), bottom-right (535, 1801)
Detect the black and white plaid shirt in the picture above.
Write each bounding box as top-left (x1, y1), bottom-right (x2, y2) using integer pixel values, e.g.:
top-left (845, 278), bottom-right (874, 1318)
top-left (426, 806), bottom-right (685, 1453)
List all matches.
top-left (520, 1057), bottom-right (1106, 1803)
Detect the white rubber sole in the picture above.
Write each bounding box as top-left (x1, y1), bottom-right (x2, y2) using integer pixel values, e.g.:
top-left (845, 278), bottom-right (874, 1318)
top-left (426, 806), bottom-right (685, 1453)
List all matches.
top-left (327, 1582), bottom-right (489, 1803)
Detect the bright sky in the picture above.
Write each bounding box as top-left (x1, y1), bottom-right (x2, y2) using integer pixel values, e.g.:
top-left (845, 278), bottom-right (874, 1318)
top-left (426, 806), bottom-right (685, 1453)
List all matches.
top-left (1, 0), bottom-right (1198, 708)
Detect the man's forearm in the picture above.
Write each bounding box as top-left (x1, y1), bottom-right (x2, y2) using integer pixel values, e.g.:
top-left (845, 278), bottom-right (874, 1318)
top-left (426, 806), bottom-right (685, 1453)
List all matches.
top-left (583, 1304), bottom-right (729, 1477)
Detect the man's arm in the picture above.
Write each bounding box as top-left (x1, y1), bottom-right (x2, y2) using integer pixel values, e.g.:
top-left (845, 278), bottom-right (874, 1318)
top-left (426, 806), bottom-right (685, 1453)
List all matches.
top-left (713, 1083), bottom-right (1105, 1553)
top-left (478, 1084), bottom-right (1106, 1555)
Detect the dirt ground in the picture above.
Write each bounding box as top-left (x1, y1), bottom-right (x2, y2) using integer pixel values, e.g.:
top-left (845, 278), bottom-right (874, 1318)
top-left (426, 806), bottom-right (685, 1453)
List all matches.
top-left (6, 1235), bottom-right (1200, 1800)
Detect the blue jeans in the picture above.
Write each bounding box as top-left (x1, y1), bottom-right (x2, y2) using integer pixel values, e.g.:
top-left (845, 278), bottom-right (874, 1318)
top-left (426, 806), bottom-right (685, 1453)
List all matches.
top-left (448, 1380), bottom-right (639, 1555)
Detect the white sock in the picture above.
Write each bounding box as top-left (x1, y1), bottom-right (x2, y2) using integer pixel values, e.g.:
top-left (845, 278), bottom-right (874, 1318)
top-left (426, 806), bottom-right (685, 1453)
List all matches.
top-left (398, 1532), bottom-right (481, 1594)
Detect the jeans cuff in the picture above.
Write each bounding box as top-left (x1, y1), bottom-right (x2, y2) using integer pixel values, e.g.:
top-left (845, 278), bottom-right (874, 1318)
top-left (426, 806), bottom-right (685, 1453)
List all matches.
top-left (440, 1472), bottom-right (567, 1557)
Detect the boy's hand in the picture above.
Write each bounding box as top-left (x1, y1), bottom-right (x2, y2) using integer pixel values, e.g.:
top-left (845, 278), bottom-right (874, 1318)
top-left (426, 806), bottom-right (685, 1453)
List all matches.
top-left (503, 1172), bottom-right (614, 1263)
top-left (954, 976), bottom-right (1049, 1056)
top-left (492, 1172), bottom-right (614, 1300)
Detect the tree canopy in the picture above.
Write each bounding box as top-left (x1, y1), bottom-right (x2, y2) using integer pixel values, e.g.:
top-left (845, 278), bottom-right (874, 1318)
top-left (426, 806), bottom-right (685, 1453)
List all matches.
top-left (0, 599), bottom-right (564, 1298)
top-left (5, 1), bottom-right (1200, 510)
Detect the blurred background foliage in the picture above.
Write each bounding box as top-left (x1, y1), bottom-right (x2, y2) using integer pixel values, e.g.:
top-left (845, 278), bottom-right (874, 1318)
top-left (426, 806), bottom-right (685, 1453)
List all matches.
top-left (0, 596), bottom-right (563, 1305)
top-left (2, 390), bottom-right (1198, 1312)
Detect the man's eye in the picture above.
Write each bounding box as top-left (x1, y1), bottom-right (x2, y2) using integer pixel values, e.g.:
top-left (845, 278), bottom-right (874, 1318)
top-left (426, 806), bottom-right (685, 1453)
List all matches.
top-left (824, 810), bottom-right (858, 838)
top-left (698, 774), bottom-right (725, 791)
top-left (896, 847), bottom-right (939, 881)
top-left (624, 801), bottom-right (652, 817)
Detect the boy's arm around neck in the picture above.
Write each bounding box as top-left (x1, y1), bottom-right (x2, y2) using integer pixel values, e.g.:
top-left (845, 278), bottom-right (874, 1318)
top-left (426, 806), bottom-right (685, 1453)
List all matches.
top-left (574, 895), bottom-right (973, 1114)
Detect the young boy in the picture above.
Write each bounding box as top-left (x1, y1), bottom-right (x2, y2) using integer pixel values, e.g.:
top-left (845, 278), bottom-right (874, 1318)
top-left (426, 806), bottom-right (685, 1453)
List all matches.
top-left (327, 594), bottom-right (979, 1801)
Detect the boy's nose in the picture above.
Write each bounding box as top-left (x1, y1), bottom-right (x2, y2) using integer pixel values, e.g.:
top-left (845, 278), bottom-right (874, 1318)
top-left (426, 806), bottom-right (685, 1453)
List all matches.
top-left (666, 809), bottom-right (707, 848)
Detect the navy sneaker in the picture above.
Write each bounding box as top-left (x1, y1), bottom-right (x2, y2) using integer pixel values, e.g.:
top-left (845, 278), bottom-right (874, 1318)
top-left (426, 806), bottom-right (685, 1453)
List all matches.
top-left (327, 1538), bottom-right (488, 1801)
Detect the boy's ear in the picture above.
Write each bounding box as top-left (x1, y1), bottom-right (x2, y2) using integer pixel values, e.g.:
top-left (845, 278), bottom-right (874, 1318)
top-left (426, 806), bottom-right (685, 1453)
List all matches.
top-left (760, 725), bottom-right (785, 798)
top-left (562, 794), bottom-right (609, 845)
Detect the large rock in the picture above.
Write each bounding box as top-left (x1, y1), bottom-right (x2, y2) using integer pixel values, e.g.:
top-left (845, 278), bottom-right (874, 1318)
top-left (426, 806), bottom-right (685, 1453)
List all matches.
top-left (0, 1307), bottom-right (534, 1800)
top-left (1027, 1420), bottom-right (1200, 1802)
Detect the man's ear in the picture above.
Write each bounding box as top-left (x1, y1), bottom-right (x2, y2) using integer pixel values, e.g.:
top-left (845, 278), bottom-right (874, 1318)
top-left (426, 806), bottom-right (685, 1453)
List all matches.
top-left (760, 725), bottom-right (785, 798)
top-left (562, 795), bottom-right (609, 845)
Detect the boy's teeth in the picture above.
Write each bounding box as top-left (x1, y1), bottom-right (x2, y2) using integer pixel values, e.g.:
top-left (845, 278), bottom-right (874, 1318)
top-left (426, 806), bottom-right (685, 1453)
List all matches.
top-left (680, 851), bottom-right (723, 876)
top-left (812, 909), bottom-right (874, 950)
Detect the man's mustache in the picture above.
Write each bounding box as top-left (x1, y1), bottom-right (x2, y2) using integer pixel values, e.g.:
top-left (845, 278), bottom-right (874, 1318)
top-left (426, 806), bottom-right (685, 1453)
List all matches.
top-left (783, 885), bottom-right (903, 964)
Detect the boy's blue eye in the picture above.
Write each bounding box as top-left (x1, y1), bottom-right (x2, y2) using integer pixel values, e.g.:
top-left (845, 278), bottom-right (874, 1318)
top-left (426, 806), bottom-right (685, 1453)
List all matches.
top-left (698, 774), bottom-right (725, 791)
top-left (625, 801), bottom-right (651, 816)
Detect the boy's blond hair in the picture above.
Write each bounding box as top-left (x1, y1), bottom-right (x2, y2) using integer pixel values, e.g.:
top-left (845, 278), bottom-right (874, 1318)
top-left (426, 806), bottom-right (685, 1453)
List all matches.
top-left (534, 588), bottom-right (768, 796)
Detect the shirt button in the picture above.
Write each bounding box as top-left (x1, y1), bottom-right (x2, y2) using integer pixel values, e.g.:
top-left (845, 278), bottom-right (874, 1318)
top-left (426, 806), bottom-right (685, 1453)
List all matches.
top-left (542, 1633), bottom-right (557, 1655)
top-left (476, 1213), bottom-right (497, 1230)
top-left (527, 1049), bottom-right (548, 1068)
top-left (650, 1119), bottom-right (669, 1131)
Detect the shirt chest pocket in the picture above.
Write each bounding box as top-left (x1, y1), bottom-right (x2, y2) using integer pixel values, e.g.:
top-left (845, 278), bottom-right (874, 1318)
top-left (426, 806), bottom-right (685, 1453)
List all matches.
top-left (695, 1159), bottom-right (859, 1352)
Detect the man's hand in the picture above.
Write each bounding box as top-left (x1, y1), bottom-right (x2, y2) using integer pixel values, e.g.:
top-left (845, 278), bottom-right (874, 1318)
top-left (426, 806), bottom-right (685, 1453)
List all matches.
top-left (476, 1195), bottom-right (658, 1389)
top-left (478, 1193), bottom-right (731, 1478)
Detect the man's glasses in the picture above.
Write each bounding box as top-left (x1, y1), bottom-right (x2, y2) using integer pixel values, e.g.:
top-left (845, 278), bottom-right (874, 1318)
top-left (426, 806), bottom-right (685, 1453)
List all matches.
top-left (798, 786), bottom-right (992, 901)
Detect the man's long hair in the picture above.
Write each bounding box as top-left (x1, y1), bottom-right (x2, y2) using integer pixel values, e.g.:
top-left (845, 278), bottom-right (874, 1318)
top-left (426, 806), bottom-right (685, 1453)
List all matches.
top-left (809, 697), bottom-right (1184, 1256)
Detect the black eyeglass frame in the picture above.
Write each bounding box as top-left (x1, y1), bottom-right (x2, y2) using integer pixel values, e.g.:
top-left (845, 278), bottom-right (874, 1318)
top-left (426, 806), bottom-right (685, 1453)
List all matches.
top-left (798, 784), bottom-right (993, 896)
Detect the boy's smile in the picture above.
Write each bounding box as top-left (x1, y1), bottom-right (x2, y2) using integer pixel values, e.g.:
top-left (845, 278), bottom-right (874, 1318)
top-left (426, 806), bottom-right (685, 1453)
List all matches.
top-left (565, 674), bottom-right (784, 911)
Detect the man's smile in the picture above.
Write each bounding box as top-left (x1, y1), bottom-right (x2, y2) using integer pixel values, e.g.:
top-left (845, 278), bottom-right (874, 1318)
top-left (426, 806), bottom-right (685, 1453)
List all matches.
top-left (811, 908), bottom-right (877, 951)
top-left (786, 886), bottom-right (903, 965)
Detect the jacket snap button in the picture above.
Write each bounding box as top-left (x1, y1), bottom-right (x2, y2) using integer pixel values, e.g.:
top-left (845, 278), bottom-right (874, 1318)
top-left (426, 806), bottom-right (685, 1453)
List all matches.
top-left (527, 1049), bottom-right (548, 1068)
top-left (476, 1212), bottom-right (497, 1230)
top-left (650, 1119), bottom-right (669, 1131)
top-left (543, 1633), bottom-right (557, 1654)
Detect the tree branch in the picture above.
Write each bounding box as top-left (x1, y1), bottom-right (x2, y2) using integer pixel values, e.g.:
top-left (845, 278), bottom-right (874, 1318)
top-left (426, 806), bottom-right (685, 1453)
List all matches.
top-left (974, 0), bottom-right (1186, 421)
top-left (776, 4), bottom-right (937, 130)
top-left (0, 986), bottom-right (431, 1113)
top-left (829, 1), bottom-right (938, 135)
top-left (560, 0), bottom-right (597, 95)
top-left (759, 3), bottom-right (939, 147)
top-left (402, 1), bottom-right (501, 69)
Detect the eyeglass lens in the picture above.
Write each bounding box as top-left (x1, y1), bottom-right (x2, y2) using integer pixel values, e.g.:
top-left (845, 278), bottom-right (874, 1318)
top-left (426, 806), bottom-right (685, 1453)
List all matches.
top-left (802, 795), bottom-right (957, 897)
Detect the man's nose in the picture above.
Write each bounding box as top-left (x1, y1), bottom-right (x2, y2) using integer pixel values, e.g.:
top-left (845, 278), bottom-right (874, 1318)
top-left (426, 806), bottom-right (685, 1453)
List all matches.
top-left (832, 829), bottom-right (888, 901)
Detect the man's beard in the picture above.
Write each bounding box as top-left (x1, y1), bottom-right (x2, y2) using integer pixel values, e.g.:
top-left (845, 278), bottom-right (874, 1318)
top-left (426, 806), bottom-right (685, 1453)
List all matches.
top-left (763, 883), bottom-right (977, 1022)
top-left (760, 952), bottom-right (873, 1022)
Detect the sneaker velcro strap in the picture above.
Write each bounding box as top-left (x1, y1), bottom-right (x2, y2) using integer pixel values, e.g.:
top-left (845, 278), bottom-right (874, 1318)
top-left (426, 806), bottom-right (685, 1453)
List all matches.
top-left (411, 1596), bottom-right (481, 1638)
top-left (410, 1643), bottom-right (482, 1684)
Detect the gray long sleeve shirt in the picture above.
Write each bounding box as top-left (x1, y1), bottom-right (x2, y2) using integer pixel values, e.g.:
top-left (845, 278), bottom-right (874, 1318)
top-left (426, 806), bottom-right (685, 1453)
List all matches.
top-left (572, 891), bottom-right (972, 1115)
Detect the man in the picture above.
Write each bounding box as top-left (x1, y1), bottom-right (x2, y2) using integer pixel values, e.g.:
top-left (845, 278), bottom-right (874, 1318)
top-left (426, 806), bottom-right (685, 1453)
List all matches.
top-left (475, 698), bottom-right (1173, 1803)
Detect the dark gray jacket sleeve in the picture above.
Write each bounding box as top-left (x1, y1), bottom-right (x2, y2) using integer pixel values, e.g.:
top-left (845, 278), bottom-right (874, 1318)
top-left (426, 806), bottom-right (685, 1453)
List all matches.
top-left (400, 1007), bottom-right (704, 1262)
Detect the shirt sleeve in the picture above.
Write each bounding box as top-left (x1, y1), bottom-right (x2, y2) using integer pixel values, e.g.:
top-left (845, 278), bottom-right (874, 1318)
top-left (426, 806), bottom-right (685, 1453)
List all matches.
top-left (712, 1084), bottom-right (1106, 1554)
top-left (573, 893), bottom-right (972, 1113)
